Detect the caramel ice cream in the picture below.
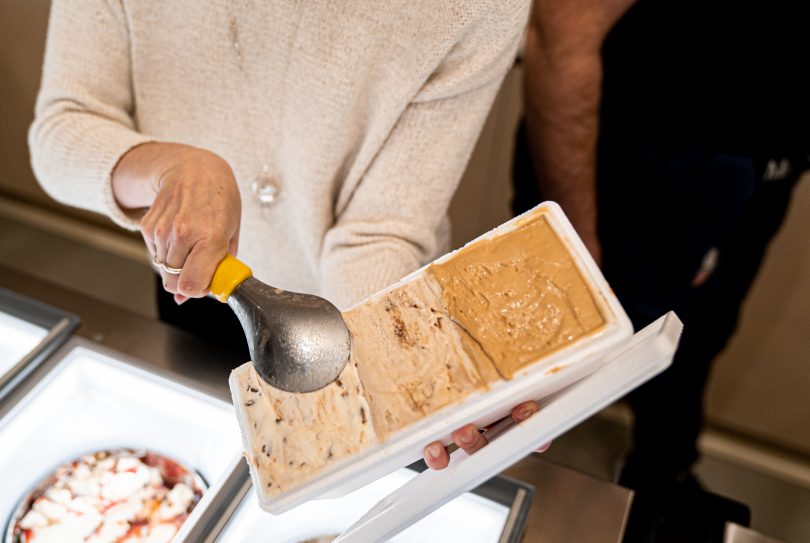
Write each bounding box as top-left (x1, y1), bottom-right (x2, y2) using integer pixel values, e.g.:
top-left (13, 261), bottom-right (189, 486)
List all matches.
top-left (231, 208), bottom-right (608, 496)
top-left (428, 214), bottom-right (605, 378)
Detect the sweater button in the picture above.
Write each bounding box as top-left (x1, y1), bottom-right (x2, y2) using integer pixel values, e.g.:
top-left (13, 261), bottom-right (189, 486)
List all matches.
top-left (251, 166), bottom-right (280, 205)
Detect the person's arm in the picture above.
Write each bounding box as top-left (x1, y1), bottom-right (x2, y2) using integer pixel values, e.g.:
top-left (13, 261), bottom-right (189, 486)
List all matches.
top-left (29, 0), bottom-right (155, 228)
top-left (319, 2), bottom-right (531, 309)
top-left (523, 0), bottom-right (636, 264)
top-left (112, 142), bottom-right (241, 304)
top-left (30, 0), bottom-right (240, 303)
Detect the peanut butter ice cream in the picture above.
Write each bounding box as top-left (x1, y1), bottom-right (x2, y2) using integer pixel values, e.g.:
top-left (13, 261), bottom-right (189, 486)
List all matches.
top-left (428, 213), bottom-right (605, 378)
top-left (231, 208), bottom-right (608, 496)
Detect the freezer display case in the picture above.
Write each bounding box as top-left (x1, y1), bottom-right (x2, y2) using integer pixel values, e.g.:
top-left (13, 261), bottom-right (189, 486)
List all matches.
top-left (0, 288), bottom-right (79, 404)
top-left (205, 468), bottom-right (532, 543)
top-left (0, 340), bottom-right (246, 542)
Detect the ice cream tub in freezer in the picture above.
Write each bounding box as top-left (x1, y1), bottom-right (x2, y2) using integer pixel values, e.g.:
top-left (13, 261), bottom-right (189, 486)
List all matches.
top-left (230, 201), bottom-right (634, 513)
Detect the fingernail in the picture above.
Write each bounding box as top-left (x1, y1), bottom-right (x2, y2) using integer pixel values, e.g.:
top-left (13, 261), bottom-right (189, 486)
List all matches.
top-left (426, 444), bottom-right (442, 459)
top-left (518, 407), bottom-right (534, 421)
top-left (458, 428), bottom-right (475, 446)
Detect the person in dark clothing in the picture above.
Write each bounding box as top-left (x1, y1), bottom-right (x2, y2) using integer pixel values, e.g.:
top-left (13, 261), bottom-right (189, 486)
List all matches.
top-left (515, 0), bottom-right (808, 538)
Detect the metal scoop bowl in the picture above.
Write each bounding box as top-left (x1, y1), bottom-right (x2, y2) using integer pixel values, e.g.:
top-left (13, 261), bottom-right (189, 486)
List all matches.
top-left (210, 255), bottom-right (350, 393)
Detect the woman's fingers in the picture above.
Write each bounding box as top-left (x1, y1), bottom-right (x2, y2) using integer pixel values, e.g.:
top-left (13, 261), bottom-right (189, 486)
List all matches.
top-left (155, 216), bottom-right (185, 295)
top-left (510, 401), bottom-right (551, 453)
top-left (423, 442), bottom-right (449, 470)
top-left (177, 240), bottom-right (229, 298)
top-left (126, 144), bottom-right (242, 303)
top-left (511, 401), bottom-right (540, 423)
top-left (452, 424), bottom-right (488, 456)
top-left (141, 200), bottom-right (182, 294)
top-left (423, 424), bottom-right (489, 470)
top-left (424, 401), bottom-right (547, 470)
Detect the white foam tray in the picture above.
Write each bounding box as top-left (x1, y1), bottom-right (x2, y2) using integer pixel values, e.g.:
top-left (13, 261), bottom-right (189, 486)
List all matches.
top-left (0, 341), bottom-right (243, 538)
top-left (217, 469), bottom-right (510, 543)
top-left (234, 202), bottom-right (634, 512)
top-left (0, 311), bottom-right (47, 378)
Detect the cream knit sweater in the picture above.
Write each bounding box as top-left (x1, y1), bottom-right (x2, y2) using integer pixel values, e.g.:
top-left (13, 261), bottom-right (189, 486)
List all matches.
top-left (30, 0), bottom-right (529, 310)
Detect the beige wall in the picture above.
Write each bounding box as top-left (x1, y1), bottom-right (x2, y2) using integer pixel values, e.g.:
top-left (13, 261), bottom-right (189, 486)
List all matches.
top-left (706, 175), bottom-right (810, 455)
top-left (1, 0), bottom-right (49, 204)
top-left (0, 0), bottom-right (121, 229)
top-left (448, 68), bottom-right (523, 248)
top-left (3, 2), bottom-right (809, 456)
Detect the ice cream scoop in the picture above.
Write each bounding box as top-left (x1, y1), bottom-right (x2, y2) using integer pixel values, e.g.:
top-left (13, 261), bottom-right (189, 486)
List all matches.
top-left (209, 255), bottom-right (350, 393)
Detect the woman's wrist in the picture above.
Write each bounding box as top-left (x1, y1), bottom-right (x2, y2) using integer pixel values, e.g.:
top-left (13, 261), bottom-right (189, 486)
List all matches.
top-left (111, 142), bottom-right (204, 209)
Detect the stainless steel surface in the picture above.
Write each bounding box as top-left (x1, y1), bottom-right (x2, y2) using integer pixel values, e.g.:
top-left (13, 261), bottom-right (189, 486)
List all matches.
top-left (504, 454), bottom-right (634, 543)
top-left (179, 460), bottom-right (251, 543)
top-left (229, 276), bottom-right (350, 393)
top-left (499, 488), bottom-right (530, 543)
top-left (0, 265), bottom-right (635, 543)
top-left (724, 523), bottom-right (783, 543)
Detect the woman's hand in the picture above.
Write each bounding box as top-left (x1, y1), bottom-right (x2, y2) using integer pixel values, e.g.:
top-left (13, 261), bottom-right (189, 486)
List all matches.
top-left (422, 400), bottom-right (548, 470)
top-left (112, 143), bottom-right (241, 304)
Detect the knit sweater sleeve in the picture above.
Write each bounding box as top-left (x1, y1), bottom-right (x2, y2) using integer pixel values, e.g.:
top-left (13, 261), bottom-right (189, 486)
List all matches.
top-left (320, 4), bottom-right (529, 310)
top-left (28, 0), bottom-right (155, 230)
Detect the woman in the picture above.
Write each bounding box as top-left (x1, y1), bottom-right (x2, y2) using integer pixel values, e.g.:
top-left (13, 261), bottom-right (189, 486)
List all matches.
top-left (30, 0), bottom-right (539, 468)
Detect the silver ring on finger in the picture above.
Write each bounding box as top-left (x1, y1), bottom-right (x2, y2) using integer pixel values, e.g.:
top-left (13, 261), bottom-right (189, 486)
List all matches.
top-left (152, 255), bottom-right (183, 275)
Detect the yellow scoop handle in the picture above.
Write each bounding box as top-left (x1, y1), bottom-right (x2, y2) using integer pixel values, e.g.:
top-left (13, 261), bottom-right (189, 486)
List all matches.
top-left (209, 254), bottom-right (253, 302)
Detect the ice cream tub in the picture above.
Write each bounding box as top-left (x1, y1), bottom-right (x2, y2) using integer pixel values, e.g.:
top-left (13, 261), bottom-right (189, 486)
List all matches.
top-left (230, 201), bottom-right (633, 513)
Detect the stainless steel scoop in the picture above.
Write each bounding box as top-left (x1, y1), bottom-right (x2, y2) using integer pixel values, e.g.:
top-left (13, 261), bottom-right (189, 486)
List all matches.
top-left (210, 255), bottom-right (350, 393)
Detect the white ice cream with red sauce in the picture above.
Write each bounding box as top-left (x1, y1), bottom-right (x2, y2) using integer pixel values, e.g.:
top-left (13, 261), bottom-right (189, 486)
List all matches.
top-left (13, 450), bottom-right (204, 543)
